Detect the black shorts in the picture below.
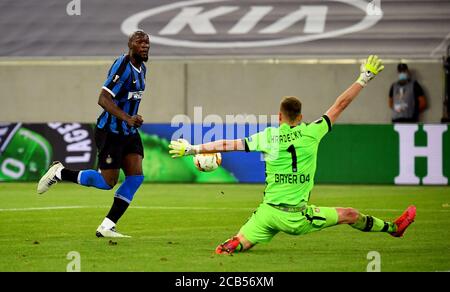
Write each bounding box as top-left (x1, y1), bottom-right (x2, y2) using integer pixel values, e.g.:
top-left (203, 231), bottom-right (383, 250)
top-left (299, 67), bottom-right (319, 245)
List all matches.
top-left (95, 127), bottom-right (144, 169)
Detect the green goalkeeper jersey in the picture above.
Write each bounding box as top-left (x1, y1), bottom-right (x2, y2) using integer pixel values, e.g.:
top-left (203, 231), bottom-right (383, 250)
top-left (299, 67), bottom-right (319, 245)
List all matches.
top-left (244, 115), bottom-right (332, 206)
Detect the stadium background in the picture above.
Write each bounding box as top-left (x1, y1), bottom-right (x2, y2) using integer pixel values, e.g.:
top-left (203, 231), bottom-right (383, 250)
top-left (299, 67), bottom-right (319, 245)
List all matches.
top-left (0, 0), bottom-right (449, 273)
top-left (0, 0), bottom-right (448, 185)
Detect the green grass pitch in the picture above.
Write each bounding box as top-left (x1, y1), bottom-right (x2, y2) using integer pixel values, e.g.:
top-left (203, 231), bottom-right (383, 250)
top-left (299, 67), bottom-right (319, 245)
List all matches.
top-left (0, 183), bottom-right (449, 272)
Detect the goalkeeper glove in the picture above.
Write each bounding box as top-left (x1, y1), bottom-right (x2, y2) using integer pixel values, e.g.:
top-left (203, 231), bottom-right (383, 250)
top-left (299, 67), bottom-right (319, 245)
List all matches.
top-left (356, 55), bottom-right (384, 87)
top-left (169, 139), bottom-right (199, 158)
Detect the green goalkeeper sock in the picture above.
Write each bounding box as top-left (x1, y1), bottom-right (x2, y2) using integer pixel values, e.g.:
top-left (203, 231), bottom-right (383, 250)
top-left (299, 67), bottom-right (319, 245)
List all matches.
top-left (350, 213), bottom-right (396, 233)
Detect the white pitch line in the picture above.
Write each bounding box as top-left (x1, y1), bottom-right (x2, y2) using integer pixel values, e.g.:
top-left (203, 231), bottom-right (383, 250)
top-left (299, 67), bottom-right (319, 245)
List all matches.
top-left (0, 206), bottom-right (87, 212)
top-left (0, 206), bottom-right (448, 213)
top-left (131, 206), bottom-right (254, 211)
top-left (0, 205), bottom-right (254, 212)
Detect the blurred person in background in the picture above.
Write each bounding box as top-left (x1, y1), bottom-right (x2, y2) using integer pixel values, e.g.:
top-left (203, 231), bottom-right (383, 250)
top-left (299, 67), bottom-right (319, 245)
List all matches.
top-left (389, 63), bottom-right (427, 123)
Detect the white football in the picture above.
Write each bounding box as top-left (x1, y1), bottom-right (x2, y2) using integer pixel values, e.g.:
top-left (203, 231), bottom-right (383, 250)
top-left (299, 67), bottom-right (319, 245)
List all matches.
top-left (193, 153), bottom-right (222, 172)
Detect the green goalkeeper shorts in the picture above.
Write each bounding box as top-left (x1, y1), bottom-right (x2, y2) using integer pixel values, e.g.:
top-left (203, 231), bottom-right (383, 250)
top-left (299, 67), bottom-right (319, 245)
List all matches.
top-left (239, 203), bottom-right (339, 244)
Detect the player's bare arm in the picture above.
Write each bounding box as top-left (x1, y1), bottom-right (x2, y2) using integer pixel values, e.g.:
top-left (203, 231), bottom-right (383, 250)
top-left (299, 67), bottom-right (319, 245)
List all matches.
top-left (199, 139), bottom-right (245, 153)
top-left (98, 89), bottom-right (143, 128)
top-left (169, 139), bottom-right (244, 158)
top-left (325, 83), bottom-right (364, 125)
top-left (326, 55), bottom-right (384, 124)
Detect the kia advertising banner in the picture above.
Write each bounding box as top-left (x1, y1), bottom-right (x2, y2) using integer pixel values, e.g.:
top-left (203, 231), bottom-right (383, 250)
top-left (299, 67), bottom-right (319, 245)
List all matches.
top-left (0, 0), bottom-right (449, 58)
top-left (0, 123), bottom-right (448, 185)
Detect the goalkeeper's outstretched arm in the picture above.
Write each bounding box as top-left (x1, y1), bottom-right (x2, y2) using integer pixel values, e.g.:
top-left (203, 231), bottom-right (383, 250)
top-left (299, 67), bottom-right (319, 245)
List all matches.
top-left (169, 55), bottom-right (384, 158)
top-left (199, 139), bottom-right (245, 153)
top-left (169, 139), bottom-right (245, 158)
top-left (325, 55), bottom-right (384, 124)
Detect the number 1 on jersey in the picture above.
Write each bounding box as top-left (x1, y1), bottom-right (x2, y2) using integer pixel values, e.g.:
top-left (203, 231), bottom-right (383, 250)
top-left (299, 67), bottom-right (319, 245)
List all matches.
top-left (287, 144), bottom-right (297, 172)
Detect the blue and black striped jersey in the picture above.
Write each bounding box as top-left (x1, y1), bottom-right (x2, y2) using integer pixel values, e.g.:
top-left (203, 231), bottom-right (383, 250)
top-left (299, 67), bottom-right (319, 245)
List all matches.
top-left (97, 54), bottom-right (146, 135)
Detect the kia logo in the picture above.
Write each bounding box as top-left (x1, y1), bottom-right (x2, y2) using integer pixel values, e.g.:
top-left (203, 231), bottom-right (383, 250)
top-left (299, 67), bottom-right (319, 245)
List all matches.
top-left (121, 0), bottom-right (383, 48)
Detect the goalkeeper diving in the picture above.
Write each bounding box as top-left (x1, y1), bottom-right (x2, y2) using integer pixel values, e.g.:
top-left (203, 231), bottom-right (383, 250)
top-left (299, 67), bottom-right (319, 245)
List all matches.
top-left (169, 55), bottom-right (416, 255)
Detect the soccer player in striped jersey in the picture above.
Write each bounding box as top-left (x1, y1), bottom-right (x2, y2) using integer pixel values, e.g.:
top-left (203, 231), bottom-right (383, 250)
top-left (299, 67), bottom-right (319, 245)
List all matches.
top-left (169, 55), bottom-right (416, 254)
top-left (37, 30), bottom-right (150, 238)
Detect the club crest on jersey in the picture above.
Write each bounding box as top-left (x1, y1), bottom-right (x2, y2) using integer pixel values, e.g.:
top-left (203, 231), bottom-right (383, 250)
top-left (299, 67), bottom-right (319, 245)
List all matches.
top-left (128, 91), bottom-right (143, 100)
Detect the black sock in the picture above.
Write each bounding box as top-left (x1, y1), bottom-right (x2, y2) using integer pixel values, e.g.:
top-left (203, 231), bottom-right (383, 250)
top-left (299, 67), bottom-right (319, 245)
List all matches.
top-left (106, 197), bottom-right (130, 223)
top-left (60, 168), bottom-right (80, 183)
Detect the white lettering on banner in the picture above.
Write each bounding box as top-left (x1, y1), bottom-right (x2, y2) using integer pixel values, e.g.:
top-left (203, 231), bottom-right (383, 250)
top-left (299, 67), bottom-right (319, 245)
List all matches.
top-left (121, 0), bottom-right (383, 49)
top-left (259, 6), bottom-right (328, 34)
top-left (367, 0), bottom-right (382, 16)
top-left (228, 6), bottom-right (273, 34)
top-left (48, 123), bottom-right (92, 164)
top-left (1, 158), bottom-right (25, 179)
top-left (394, 124), bottom-right (448, 185)
top-left (160, 6), bottom-right (239, 35)
top-left (160, 5), bottom-right (327, 35)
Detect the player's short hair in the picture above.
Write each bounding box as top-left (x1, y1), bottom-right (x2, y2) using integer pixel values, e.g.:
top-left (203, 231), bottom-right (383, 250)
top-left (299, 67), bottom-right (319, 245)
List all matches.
top-left (128, 30), bottom-right (149, 46)
top-left (280, 96), bottom-right (302, 122)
